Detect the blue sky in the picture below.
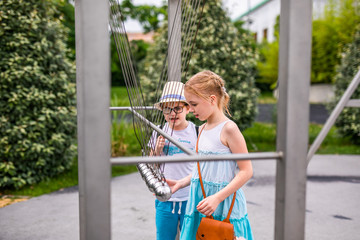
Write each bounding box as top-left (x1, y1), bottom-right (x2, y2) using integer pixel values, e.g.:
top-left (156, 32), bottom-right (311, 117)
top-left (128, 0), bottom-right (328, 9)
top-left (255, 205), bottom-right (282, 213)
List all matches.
top-left (124, 0), bottom-right (264, 32)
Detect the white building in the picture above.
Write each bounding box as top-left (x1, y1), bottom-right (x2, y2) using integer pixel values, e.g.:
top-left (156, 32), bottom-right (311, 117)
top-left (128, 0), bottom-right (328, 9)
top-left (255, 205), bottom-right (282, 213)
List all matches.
top-left (236, 0), bottom-right (329, 43)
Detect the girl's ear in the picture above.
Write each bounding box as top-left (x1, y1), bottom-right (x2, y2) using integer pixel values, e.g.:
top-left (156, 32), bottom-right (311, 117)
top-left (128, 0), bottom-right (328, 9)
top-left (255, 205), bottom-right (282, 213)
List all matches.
top-left (210, 95), bottom-right (216, 104)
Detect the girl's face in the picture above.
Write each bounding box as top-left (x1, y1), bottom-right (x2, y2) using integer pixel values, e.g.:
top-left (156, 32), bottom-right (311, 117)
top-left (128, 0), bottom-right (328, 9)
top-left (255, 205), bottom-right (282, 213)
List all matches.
top-left (161, 102), bottom-right (189, 130)
top-left (184, 91), bottom-right (212, 121)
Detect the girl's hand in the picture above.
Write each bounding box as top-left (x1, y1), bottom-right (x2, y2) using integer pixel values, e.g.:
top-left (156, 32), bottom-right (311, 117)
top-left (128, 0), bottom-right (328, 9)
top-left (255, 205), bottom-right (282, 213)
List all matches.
top-left (155, 136), bottom-right (165, 156)
top-left (166, 179), bottom-right (181, 194)
top-left (166, 175), bottom-right (192, 194)
top-left (196, 195), bottom-right (221, 216)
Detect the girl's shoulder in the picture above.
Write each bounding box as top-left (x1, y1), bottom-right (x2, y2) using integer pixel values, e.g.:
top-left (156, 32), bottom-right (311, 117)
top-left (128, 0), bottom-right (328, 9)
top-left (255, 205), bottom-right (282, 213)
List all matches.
top-left (223, 119), bottom-right (237, 128)
top-left (220, 120), bottom-right (247, 151)
top-left (222, 120), bottom-right (242, 135)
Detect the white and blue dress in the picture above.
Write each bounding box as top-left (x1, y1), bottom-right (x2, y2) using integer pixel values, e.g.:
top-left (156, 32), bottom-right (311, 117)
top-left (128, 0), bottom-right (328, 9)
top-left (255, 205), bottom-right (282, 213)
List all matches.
top-left (180, 120), bottom-right (254, 240)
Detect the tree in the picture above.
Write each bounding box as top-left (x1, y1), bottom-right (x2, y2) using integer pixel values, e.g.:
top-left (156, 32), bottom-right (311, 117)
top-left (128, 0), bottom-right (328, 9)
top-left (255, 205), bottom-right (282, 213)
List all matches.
top-left (110, 0), bottom-right (167, 86)
top-left (331, 28), bottom-right (360, 144)
top-left (312, 0), bottom-right (360, 83)
top-left (140, 0), bottom-right (259, 130)
top-left (111, 36), bottom-right (150, 86)
top-left (257, 16), bottom-right (279, 90)
top-left (118, 0), bottom-right (167, 33)
top-left (311, 19), bottom-right (340, 83)
top-left (257, 0), bottom-right (360, 87)
top-left (0, 0), bottom-right (77, 189)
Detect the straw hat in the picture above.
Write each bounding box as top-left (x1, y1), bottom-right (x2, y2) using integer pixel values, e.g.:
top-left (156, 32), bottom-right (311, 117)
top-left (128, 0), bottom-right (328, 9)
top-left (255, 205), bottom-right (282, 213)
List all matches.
top-left (154, 81), bottom-right (187, 110)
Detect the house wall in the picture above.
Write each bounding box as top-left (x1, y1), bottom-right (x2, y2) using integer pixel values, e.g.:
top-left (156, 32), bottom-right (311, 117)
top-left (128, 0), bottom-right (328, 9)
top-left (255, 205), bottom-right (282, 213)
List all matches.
top-left (238, 0), bottom-right (331, 43)
top-left (244, 0), bottom-right (280, 43)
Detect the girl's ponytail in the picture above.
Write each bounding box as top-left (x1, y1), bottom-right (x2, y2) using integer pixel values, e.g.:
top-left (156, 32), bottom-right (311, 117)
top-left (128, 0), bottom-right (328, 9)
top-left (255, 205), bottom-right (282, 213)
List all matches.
top-left (222, 89), bottom-right (231, 117)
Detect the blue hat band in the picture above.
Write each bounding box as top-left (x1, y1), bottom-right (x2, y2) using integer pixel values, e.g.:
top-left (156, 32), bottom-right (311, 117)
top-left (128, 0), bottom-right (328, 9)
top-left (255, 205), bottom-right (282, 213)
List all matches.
top-left (160, 94), bottom-right (186, 101)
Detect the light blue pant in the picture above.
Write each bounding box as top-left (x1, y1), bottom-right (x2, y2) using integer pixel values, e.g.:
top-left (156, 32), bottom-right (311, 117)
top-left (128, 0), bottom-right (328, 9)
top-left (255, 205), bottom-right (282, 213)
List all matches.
top-left (155, 199), bottom-right (188, 240)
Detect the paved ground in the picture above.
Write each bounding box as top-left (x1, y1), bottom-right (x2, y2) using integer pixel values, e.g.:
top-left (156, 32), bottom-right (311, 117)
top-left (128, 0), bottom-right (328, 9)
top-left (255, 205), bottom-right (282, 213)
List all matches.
top-left (0, 155), bottom-right (359, 240)
top-left (256, 104), bottom-right (330, 124)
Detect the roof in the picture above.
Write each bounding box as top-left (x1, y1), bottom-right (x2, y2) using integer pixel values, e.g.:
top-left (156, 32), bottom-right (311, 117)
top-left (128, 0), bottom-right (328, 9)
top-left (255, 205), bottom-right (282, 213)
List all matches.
top-left (126, 32), bottom-right (154, 43)
top-left (234, 0), bottom-right (271, 21)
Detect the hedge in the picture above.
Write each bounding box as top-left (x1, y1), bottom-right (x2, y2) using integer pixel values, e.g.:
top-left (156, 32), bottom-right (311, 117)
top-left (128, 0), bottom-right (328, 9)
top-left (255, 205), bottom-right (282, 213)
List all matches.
top-left (0, 0), bottom-right (77, 189)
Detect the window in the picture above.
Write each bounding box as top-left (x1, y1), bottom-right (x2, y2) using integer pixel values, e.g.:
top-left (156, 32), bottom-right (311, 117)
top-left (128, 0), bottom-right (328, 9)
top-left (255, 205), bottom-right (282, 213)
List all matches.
top-left (263, 28), bottom-right (268, 41)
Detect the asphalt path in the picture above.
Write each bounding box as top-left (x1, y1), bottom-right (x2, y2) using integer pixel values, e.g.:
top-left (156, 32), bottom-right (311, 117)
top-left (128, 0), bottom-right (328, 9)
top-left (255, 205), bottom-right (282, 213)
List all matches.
top-left (0, 154), bottom-right (359, 240)
top-left (256, 104), bottom-right (330, 124)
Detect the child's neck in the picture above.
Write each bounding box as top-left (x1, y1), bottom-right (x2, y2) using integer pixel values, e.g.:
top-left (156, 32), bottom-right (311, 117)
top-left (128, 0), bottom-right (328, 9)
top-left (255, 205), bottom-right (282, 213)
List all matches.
top-left (206, 111), bottom-right (227, 128)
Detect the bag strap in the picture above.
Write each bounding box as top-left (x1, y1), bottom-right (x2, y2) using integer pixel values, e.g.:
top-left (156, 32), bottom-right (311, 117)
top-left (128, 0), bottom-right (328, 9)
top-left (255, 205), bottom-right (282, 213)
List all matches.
top-left (196, 123), bottom-right (236, 223)
top-left (195, 124), bottom-right (207, 198)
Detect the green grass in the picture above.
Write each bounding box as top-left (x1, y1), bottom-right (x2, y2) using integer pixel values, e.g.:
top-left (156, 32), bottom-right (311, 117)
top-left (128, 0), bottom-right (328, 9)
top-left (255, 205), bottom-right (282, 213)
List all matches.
top-left (243, 122), bottom-right (277, 152)
top-left (257, 91), bottom-right (277, 104)
top-left (111, 87), bottom-right (130, 106)
top-left (308, 124), bottom-right (360, 154)
top-left (244, 122), bottom-right (360, 154)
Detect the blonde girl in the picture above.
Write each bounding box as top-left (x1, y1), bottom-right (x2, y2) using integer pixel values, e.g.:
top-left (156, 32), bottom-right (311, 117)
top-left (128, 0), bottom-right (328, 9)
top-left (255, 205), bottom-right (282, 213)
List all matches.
top-left (167, 70), bottom-right (254, 240)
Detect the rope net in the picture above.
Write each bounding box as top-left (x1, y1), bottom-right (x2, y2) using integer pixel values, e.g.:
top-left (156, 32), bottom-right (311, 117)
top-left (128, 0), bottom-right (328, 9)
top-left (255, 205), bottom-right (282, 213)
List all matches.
top-left (109, 0), bottom-right (205, 201)
top-left (109, 0), bottom-right (204, 201)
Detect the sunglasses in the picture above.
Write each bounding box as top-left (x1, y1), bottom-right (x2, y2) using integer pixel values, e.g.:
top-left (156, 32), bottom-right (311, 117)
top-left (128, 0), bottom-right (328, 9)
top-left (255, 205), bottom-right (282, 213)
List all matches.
top-left (162, 106), bottom-right (184, 114)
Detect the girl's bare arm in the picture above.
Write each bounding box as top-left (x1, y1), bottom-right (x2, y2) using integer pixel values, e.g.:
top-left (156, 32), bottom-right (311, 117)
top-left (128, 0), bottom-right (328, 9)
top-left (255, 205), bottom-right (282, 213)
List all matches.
top-left (197, 121), bottom-right (253, 216)
top-left (218, 121), bottom-right (253, 200)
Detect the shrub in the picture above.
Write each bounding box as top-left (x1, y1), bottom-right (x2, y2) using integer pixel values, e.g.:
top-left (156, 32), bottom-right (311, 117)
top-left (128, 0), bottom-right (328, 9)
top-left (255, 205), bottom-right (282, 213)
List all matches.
top-left (0, 0), bottom-right (77, 189)
top-left (330, 28), bottom-right (360, 144)
top-left (140, 0), bottom-right (259, 130)
top-left (311, 19), bottom-right (340, 83)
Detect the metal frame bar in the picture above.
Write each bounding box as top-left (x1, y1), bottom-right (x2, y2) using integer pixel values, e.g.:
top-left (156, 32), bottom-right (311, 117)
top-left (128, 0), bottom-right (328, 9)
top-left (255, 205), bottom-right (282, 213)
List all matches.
top-left (168, 0), bottom-right (182, 82)
top-left (75, 0), bottom-right (111, 239)
top-left (111, 152), bottom-right (282, 165)
top-left (275, 0), bottom-right (312, 239)
top-left (346, 99), bottom-right (360, 107)
top-left (307, 70), bottom-right (360, 163)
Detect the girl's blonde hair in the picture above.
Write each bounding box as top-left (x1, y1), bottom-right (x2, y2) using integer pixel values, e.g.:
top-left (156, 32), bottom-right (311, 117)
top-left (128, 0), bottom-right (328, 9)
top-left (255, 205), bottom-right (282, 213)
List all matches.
top-left (184, 70), bottom-right (231, 116)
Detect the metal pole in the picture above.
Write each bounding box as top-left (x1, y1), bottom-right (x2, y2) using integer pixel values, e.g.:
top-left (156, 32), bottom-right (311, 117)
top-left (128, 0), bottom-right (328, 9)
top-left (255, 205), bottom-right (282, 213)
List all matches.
top-left (275, 0), bottom-right (312, 239)
top-left (75, 0), bottom-right (111, 239)
top-left (346, 99), bottom-right (360, 107)
top-left (307, 70), bottom-right (360, 163)
top-left (168, 0), bottom-right (182, 82)
top-left (111, 152), bottom-right (282, 165)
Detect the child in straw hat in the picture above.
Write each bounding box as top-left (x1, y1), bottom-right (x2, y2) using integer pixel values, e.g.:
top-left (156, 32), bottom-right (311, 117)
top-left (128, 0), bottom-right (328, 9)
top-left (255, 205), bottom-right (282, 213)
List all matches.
top-left (149, 81), bottom-right (198, 240)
